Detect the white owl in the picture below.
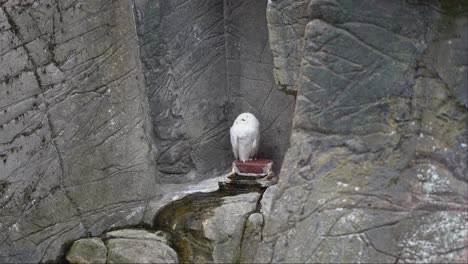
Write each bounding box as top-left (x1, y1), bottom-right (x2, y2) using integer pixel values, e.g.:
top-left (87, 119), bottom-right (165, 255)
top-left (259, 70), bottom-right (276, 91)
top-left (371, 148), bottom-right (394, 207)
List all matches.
top-left (230, 113), bottom-right (260, 162)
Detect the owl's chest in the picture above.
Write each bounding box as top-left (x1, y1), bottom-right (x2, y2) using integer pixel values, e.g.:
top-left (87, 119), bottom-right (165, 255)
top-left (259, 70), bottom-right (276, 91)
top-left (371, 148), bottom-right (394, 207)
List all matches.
top-left (231, 125), bottom-right (257, 139)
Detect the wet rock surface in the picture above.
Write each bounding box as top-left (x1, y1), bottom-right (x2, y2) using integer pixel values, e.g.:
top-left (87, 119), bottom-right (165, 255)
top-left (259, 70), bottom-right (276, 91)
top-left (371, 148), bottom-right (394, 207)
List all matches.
top-left (152, 170), bottom-right (275, 263)
top-left (64, 170), bottom-right (275, 264)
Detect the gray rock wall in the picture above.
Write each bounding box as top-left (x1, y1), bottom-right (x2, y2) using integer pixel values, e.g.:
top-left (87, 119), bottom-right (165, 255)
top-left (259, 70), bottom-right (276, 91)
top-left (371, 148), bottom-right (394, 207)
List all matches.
top-left (267, 0), bottom-right (309, 93)
top-left (137, 0), bottom-right (230, 181)
top-left (252, 0), bottom-right (468, 263)
top-left (0, 0), bottom-right (159, 262)
top-left (225, 0), bottom-right (295, 173)
top-left (137, 0), bottom-right (294, 180)
top-left (1, 0), bottom-right (294, 262)
top-left (3, 0), bottom-right (465, 263)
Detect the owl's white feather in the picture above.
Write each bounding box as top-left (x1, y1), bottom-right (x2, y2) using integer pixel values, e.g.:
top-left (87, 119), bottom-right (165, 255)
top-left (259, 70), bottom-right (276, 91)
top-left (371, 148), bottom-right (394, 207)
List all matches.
top-left (230, 113), bottom-right (260, 162)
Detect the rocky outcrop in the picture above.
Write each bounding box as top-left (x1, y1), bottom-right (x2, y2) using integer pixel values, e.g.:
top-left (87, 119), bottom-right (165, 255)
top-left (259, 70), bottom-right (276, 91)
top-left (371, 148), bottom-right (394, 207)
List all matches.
top-left (65, 229), bottom-right (178, 264)
top-left (2, 0), bottom-right (467, 263)
top-left (238, 212), bottom-right (264, 263)
top-left (203, 192), bottom-right (260, 263)
top-left (104, 229), bottom-right (177, 264)
top-left (267, 0), bottom-right (309, 93)
top-left (250, 0), bottom-right (468, 263)
top-left (152, 169), bottom-right (274, 263)
top-left (65, 170), bottom-right (275, 264)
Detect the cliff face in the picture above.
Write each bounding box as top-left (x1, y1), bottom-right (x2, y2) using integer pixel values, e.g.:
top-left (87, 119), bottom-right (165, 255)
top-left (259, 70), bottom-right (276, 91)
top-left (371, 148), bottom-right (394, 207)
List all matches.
top-left (1, 0), bottom-right (467, 263)
top-left (135, 0), bottom-right (294, 181)
top-left (0, 0), bottom-right (293, 262)
top-left (0, 0), bottom-right (158, 262)
top-left (251, 0), bottom-right (467, 263)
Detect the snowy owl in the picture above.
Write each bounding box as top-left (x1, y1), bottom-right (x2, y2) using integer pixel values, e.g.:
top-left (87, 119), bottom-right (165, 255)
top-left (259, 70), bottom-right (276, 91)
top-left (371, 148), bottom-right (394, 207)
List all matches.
top-left (230, 113), bottom-right (260, 162)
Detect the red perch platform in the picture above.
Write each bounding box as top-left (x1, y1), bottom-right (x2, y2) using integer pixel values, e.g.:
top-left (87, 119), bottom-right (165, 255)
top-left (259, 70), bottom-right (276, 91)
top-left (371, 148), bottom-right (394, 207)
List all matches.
top-left (233, 159), bottom-right (273, 177)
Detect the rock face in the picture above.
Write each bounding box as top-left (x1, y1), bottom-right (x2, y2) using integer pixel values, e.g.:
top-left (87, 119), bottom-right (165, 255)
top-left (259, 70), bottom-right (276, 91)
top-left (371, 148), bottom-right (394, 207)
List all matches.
top-left (267, 0), bottom-right (309, 93)
top-left (203, 192), bottom-right (261, 263)
top-left (1, 0), bottom-right (292, 262)
top-left (238, 212), bottom-right (264, 263)
top-left (2, 0), bottom-right (467, 263)
top-left (249, 0), bottom-right (468, 263)
top-left (0, 0), bottom-right (158, 262)
top-left (135, 0), bottom-right (294, 180)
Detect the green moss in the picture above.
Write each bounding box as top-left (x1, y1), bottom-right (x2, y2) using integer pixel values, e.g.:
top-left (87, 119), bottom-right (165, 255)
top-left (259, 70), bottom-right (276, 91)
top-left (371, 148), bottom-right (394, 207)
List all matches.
top-left (386, 176), bottom-right (400, 188)
top-left (438, 0), bottom-right (468, 31)
top-left (440, 0), bottom-right (468, 16)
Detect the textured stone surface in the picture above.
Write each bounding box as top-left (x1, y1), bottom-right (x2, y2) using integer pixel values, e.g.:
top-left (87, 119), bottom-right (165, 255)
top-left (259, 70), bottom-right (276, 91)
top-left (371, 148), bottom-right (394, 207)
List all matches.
top-left (250, 0), bottom-right (468, 263)
top-left (225, 0), bottom-right (295, 174)
top-left (267, 0), bottom-right (309, 93)
top-left (1, 1), bottom-right (293, 259)
top-left (202, 192), bottom-right (260, 263)
top-left (66, 238), bottom-right (107, 264)
top-left (143, 174), bottom-right (224, 226)
top-left (107, 238), bottom-right (178, 264)
top-left (0, 0), bottom-right (158, 262)
top-left (152, 173), bottom-right (266, 263)
top-left (136, 0), bottom-right (230, 180)
top-left (239, 212), bottom-right (264, 263)
top-left (2, 0), bottom-right (467, 263)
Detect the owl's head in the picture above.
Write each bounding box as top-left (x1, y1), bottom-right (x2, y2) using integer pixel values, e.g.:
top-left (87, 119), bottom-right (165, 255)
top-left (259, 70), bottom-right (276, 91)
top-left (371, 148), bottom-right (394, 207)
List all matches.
top-left (234, 112), bottom-right (259, 126)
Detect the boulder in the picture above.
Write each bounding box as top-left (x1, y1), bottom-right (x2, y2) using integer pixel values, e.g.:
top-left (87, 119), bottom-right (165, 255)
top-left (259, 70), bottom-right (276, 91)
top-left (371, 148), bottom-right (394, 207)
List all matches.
top-left (66, 238), bottom-right (107, 264)
top-left (107, 238), bottom-right (178, 264)
top-left (239, 213), bottom-right (264, 263)
top-left (203, 192), bottom-right (261, 263)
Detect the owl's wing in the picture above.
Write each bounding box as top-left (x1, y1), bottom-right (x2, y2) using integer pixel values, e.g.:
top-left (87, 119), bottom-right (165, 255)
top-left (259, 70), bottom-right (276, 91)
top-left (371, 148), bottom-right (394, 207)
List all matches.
top-left (230, 129), bottom-right (239, 160)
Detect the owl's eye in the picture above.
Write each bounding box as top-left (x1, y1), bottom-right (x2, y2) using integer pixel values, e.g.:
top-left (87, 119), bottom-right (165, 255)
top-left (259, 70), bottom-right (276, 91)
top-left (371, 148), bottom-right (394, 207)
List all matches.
top-left (241, 119), bottom-right (245, 121)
